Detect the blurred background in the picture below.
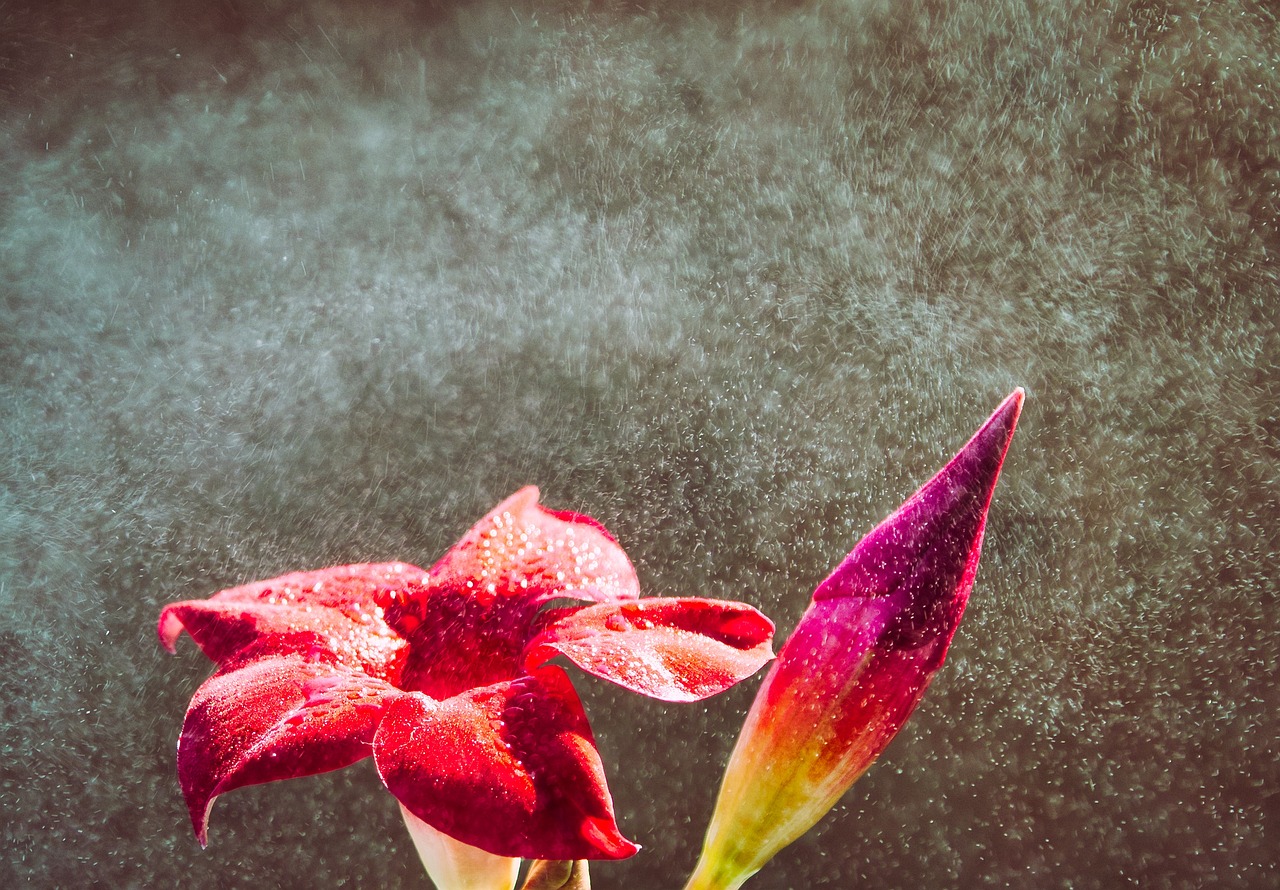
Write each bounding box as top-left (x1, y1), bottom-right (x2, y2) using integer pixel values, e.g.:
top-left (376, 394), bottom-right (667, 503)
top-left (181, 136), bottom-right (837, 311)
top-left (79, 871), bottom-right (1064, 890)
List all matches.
top-left (1, 0), bottom-right (1276, 887)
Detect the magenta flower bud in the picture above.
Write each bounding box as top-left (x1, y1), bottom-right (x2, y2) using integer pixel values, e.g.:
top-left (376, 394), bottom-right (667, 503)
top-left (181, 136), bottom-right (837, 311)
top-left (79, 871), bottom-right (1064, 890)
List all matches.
top-left (685, 389), bottom-right (1024, 890)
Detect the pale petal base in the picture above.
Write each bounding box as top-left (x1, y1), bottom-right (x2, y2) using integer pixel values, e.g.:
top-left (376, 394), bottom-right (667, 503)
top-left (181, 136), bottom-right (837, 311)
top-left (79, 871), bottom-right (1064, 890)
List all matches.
top-left (400, 803), bottom-right (521, 890)
top-left (682, 857), bottom-right (756, 890)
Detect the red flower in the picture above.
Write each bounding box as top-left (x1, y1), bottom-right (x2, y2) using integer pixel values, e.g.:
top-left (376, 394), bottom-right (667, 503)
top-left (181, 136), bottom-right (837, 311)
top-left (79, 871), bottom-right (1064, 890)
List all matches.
top-left (159, 487), bottom-right (774, 862)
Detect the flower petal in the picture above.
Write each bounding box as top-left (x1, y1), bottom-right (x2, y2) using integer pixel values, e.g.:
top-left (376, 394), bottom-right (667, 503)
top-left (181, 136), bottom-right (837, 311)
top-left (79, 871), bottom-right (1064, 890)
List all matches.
top-left (177, 654), bottom-right (397, 844)
top-left (525, 598), bottom-right (775, 702)
top-left (425, 486), bottom-right (640, 605)
top-left (375, 666), bottom-right (639, 861)
top-left (158, 563), bottom-right (417, 680)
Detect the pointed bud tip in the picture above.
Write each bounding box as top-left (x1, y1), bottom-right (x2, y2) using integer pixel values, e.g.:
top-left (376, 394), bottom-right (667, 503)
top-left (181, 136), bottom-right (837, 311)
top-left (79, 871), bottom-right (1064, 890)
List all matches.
top-left (949, 387), bottom-right (1024, 490)
top-left (997, 387), bottom-right (1024, 430)
top-left (978, 387), bottom-right (1024, 447)
top-left (1005, 386), bottom-right (1025, 413)
top-left (814, 389), bottom-right (1024, 603)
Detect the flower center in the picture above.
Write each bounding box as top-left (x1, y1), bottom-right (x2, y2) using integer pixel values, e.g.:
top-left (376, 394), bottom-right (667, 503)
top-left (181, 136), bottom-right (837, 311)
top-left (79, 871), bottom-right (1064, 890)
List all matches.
top-left (387, 587), bottom-right (542, 698)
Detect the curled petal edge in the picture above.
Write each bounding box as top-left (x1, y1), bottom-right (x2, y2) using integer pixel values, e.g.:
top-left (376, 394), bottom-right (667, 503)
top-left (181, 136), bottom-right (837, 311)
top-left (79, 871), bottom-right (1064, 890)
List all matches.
top-left (526, 598), bottom-right (775, 702)
top-left (177, 655), bottom-right (397, 845)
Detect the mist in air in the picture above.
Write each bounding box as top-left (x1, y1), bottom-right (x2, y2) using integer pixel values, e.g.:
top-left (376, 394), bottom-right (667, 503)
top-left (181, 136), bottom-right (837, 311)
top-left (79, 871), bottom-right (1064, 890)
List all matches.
top-left (2, 0), bottom-right (1276, 887)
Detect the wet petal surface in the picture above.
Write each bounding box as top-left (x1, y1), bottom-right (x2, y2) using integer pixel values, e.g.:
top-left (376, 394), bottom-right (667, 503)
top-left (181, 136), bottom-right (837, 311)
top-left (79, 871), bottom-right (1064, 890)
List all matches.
top-left (178, 654), bottom-right (399, 844)
top-left (526, 598), bottom-right (775, 702)
top-left (158, 562), bottom-right (417, 681)
top-left (375, 665), bottom-right (638, 861)
top-left (424, 486), bottom-right (640, 605)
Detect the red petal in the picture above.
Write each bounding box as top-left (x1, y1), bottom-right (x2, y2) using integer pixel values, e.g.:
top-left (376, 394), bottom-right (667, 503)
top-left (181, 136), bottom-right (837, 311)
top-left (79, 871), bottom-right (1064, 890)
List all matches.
top-left (375, 666), bottom-right (639, 861)
top-left (158, 563), bottom-right (417, 680)
top-left (382, 491), bottom-right (642, 698)
top-left (388, 592), bottom-right (540, 700)
top-left (177, 655), bottom-right (397, 844)
top-left (525, 598), bottom-right (775, 702)
top-left (425, 487), bottom-right (640, 605)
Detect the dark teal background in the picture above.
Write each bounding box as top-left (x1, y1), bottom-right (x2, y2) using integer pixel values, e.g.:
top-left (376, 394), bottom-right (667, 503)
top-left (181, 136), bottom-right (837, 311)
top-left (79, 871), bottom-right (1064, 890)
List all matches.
top-left (2, 1), bottom-right (1276, 887)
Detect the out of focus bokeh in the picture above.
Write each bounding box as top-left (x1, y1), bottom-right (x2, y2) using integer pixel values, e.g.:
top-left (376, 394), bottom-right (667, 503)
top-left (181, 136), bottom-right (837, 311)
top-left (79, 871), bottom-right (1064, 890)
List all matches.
top-left (2, 1), bottom-right (1276, 887)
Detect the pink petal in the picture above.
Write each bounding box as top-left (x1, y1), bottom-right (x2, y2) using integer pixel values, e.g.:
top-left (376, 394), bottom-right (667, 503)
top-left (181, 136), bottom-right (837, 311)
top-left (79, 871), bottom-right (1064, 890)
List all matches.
top-left (424, 487), bottom-right (640, 605)
top-left (177, 655), bottom-right (398, 844)
top-left (525, 598), bottom-right (775, 702)
top-left (158, 563), bottom-right (417, 681)
top-left (375, 665), bottom-right (639, 861)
